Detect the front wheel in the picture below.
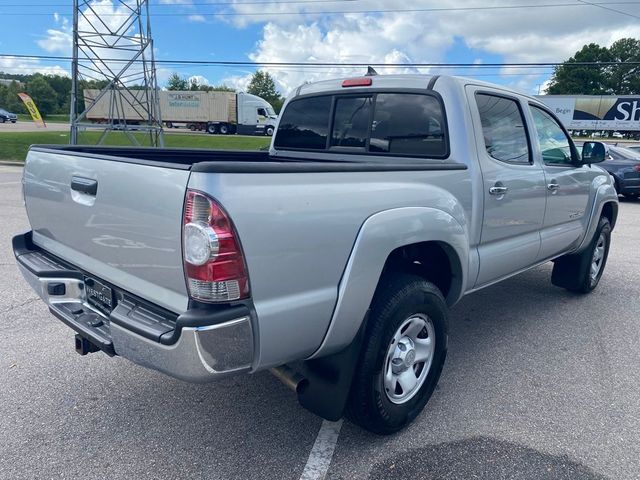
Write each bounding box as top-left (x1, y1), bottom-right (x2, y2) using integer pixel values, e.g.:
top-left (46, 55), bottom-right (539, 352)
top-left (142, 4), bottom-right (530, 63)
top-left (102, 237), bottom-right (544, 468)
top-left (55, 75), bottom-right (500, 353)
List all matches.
top-left (552, 216), bottom-right (611, 293)
top-left (265, 125), bottom-right (275, 136)
top-left (346, 274), bottom-right (448, 434)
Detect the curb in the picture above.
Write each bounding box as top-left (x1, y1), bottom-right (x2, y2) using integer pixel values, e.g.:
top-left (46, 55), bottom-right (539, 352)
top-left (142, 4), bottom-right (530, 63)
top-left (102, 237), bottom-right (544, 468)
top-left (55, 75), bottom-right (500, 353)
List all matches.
top-left (0, 161), bottom-right (23, 166)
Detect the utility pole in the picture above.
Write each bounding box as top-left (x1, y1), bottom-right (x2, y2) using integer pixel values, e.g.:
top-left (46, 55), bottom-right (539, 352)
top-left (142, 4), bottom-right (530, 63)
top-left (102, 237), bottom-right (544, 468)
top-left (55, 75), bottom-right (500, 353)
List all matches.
top-left (70, 0), bottom-right (163, 147)
top-left (70, 0), bottom-right (79, 145)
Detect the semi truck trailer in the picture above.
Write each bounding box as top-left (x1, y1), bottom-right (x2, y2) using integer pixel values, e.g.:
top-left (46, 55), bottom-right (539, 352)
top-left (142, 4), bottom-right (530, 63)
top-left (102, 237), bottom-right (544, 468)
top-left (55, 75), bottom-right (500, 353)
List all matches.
top-left (83, 89), bottom-right (278, 136)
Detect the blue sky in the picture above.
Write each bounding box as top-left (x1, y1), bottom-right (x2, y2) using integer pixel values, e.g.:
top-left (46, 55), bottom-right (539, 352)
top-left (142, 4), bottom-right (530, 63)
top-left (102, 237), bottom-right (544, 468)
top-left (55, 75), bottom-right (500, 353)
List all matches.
top-left (0, 0), bottom-right (638, 96)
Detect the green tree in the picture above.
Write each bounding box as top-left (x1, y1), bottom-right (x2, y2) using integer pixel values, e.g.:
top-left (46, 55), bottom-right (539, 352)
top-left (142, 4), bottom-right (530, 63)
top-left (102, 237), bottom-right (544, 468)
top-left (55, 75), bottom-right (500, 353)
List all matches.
top-left (271, 97), bottom-right (285, 114)
top-left (547, 38), bottom-right (640, 95)
top-left (46, 74), bottom-right (72, 114)
top-left (0, 80), bottom-right (26, 114)
top-left (246, 70), bottom-right (283, 108)
top-left (547, 43), bottom-right (613, 95)
top-left (208, 85), bottom-right (236, 92)
top-left (607, 38), bottom-right (640, 95)
top-left (26, 75), bottom-right (58, 116)
top-left (166, 72), bottom-right (188, 91)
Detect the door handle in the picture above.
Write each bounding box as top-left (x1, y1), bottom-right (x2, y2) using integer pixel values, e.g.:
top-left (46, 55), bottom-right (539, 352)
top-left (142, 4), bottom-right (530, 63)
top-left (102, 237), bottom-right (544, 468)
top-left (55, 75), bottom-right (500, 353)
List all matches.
top-left (71, 176), bottom-right (98, 196)
top-left (489, 185), bottom-right (508, 195)
top-left (547, 183), bottom-right (560, 191)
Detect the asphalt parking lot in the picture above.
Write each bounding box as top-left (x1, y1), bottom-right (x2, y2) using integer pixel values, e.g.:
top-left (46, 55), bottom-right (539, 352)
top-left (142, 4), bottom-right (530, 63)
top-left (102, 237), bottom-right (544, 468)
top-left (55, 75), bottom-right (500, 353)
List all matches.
top-left (1, 163), bottom-right (640, 479)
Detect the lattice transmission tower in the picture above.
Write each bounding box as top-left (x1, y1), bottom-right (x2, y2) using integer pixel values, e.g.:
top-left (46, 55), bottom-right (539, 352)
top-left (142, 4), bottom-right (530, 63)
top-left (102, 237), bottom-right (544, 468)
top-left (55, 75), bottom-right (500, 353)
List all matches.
top-left (70, 0), bottom-right (164, 146)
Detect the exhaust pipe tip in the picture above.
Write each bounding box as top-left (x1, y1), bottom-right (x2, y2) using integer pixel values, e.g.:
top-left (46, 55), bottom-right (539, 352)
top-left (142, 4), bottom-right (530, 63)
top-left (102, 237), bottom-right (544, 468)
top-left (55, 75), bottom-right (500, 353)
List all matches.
top-left (270, 365), bottom-right (309, 394)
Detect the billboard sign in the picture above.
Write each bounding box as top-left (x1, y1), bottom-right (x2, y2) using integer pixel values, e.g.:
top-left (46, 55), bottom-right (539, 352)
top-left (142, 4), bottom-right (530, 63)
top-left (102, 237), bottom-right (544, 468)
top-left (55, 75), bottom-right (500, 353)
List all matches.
top-left (535, 95), bottom-right (640, 131)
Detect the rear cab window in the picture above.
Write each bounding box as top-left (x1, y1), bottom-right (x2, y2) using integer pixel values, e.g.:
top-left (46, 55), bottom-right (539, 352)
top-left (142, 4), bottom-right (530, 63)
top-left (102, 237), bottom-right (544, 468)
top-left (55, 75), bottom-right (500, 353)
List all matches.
top-left (274, 96), bottom-right (332, 150)
top-left (274, 91), bottom-right (448, 159)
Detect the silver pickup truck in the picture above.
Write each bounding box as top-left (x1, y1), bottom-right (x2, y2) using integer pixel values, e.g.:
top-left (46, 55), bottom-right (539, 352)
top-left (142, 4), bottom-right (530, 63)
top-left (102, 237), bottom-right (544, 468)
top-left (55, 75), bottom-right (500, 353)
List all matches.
top-left (14, 74), bottom-right (618, 434)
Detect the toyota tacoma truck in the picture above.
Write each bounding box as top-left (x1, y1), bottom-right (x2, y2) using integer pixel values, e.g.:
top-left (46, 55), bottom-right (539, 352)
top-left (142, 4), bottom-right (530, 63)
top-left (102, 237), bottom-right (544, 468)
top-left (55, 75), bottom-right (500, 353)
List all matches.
top-left (13, 74), bottom-right (618, 434)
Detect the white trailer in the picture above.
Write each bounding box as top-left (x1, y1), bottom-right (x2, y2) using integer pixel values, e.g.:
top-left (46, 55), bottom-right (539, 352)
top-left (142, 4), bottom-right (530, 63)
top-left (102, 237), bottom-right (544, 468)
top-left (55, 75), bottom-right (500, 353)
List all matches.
top-left (83, 89), bottom-right (278, 135)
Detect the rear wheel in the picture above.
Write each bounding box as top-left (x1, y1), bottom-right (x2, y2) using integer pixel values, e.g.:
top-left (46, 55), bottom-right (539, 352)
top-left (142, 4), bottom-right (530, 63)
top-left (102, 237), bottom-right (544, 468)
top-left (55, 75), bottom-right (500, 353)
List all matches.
top-left (218, 124), bottom-right (229, 135)
top-left (551, 216), bottom-right (611, 293)
top-left (346, 274), bottom-right (448, 434)
top-left (207, 124), bottom-right (217, 134)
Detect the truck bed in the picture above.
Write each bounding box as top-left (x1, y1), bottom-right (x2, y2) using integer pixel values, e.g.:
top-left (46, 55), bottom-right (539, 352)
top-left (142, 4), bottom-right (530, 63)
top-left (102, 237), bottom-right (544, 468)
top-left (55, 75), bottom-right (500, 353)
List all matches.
top-left (23, 144), bottom-right (469, 368)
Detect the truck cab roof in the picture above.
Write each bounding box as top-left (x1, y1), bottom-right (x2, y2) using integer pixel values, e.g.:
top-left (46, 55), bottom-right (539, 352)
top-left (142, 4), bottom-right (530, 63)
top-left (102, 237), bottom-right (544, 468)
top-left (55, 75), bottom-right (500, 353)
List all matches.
top-left (292, 74), bottom-right (539, 103)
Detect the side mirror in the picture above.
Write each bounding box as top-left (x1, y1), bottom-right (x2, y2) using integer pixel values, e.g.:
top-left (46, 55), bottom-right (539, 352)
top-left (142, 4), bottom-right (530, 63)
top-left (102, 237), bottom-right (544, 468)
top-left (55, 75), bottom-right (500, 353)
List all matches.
top-left (582, 141), bottom-right (606, 164)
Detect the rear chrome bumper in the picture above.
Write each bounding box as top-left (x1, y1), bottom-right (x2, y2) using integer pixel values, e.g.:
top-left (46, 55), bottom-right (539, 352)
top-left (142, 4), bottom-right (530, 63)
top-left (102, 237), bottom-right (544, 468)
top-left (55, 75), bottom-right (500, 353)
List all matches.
top-left (13, 232), bottom-right (254, 383)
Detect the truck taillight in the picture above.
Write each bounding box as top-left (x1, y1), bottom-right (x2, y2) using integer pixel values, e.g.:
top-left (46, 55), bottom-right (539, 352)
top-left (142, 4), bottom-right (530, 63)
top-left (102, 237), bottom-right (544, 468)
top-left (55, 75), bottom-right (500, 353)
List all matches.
top-left (634, 165), bottom-right (640, 173)
top-left (183, 190), bottom-right (249, 302)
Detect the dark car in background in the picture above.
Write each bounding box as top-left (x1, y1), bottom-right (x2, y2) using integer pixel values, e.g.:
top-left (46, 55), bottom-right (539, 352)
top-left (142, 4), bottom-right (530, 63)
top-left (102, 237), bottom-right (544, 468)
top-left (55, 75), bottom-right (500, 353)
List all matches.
top-left (0, 108), bottom-right (17, 123)
top-left (602, 145), bottom-right (640, 199)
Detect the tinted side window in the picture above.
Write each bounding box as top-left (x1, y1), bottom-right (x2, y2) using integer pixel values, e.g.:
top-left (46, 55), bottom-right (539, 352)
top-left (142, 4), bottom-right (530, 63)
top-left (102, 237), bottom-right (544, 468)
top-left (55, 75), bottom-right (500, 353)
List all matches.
top-left (274, 96), bottom-right (331, 150)
top-left (330, 96), bottom-right (372, 149)
top-left (530, 106), bottom-right (573, 166)
top-left (370, 94), bottom-right (446, 157)
top-left (476, 93), bottom-right (530, 164)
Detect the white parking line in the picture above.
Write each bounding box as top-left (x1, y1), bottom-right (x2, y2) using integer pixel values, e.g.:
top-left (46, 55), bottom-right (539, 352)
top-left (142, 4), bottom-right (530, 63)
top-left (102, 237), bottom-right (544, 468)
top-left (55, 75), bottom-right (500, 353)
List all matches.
top-left (299, 419), bottom-right (343, 480)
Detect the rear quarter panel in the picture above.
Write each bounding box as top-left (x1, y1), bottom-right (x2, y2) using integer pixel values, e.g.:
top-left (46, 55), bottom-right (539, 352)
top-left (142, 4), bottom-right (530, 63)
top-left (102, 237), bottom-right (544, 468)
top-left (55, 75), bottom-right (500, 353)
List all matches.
top-left (188, 168), bottom-right (472, 368)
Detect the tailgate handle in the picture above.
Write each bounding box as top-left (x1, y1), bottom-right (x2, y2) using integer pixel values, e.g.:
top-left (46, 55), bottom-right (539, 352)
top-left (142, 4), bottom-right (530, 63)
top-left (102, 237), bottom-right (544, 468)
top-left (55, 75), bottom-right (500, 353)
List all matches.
top-left (71, 176), bottom-right (98, 196)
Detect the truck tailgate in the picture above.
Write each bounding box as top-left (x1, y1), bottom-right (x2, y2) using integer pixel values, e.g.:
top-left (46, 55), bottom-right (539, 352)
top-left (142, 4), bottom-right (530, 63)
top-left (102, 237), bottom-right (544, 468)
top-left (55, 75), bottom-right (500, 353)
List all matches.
top-left (23, 148), bottom-right (190, 313)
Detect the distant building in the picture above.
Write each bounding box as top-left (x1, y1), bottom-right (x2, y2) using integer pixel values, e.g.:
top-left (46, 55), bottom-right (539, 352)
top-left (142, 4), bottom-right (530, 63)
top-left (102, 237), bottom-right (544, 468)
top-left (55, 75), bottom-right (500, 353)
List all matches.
top-left (0, 78), bottom-right (23, 87)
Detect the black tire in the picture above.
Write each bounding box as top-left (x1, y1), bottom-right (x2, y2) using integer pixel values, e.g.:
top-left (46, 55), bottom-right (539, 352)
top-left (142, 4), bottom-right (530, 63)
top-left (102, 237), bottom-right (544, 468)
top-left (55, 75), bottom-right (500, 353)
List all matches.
top-left (165, 121), bottom-right (173, 128)
top-left (207, 124), bottom-right (217, 134)
top-left (219, 124), bottom-right (229, 135)
top-left (265, 125), bottom-right (275, 136)
top-left (346, 274), bottom-right (448, 435)
top-left (0, 117), bottom-right (5, 123)
top-left (551, 216), bottom-right (611, 293)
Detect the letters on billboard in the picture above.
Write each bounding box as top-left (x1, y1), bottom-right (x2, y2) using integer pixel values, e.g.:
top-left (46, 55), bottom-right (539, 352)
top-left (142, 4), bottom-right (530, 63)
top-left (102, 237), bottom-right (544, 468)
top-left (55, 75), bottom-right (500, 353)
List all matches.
top-left (536, 95), bottom-right (640, 130)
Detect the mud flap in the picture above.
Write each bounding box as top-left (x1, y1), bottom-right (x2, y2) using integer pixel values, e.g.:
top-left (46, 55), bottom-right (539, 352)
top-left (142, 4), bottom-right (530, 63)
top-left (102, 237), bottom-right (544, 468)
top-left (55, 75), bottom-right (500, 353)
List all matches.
top-left (295, 311), bottom-right (370, 421)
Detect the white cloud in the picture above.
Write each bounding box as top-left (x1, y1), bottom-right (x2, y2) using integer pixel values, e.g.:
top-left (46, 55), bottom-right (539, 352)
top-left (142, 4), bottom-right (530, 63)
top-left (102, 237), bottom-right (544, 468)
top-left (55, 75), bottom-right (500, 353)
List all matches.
top-left (187, 14), bottom-right (206, 23)
top-left (188, 74), bottom-right (210, 86)
top-left (0, 56), bottom-right (68, 77)
top-left (36, 1), bottom-right (159, 86)
top-left (37, 28), bottom-right (72, 54)
top-left (220, 0), bottom-right (640, 95)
